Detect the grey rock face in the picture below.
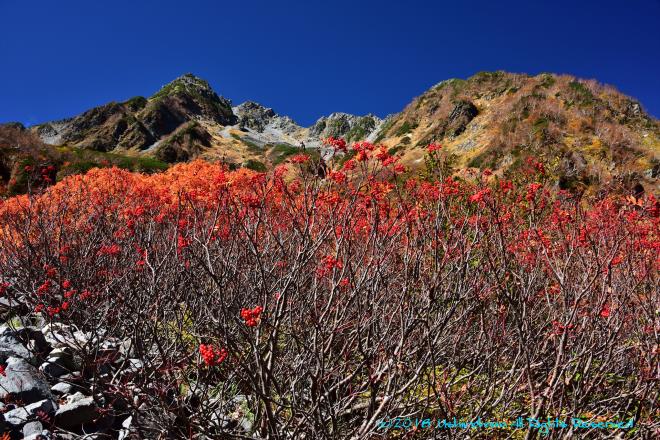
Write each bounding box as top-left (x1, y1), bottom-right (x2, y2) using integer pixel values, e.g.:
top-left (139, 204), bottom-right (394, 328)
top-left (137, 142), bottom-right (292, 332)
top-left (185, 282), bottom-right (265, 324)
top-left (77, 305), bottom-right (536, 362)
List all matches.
top-left (0, 330), bottom-right (32, 362)
top-left (4, 398), bottom-right (57, 426)
top-left (456, 138), bottom-right (478, 152)
top-left (34, 121), bottom-right (67, 145)
top-left (0, 357), bottom-right (53, 404)
top-left (118, 339), bottom-right (137, 358)
top-left (118, 415), bottom-right (133, 440)
top-left (625, 100), bottom-right (642, 118)
top-left (644, 162), bottom-right (659, 179)
top-left (309, 113), bottom-right (381, 142)
top-left (51, 381), bottom-right (74, 395)
top-left (234, 101), bottom-right (301, 135)
top-left (41, 323), bottom-right (72, 349)
top-left (231, 102), bottom-right (382, 152)
top-left (122, 358), bottom-right (144, 374)
top-left (207, 394), bottom-right (253, 433)
top-left (39, 357), bottom-right (71, 378)
top-left (41, 323), bottom-right (102, 349)
top-left (49, 347), bottom-right (76, 364)
top-left (22, 420), bottom-right (44, 439)
top-left (55, 392), bottom-right (98, 428)
top-left (15, 327), bottom-right (51, 355)
top-left (235, 101), bottom-right (277, 132)
top-left (560, 151), bottom-right (587, 178)
top-left (446, 101), bottom-right (478, 137)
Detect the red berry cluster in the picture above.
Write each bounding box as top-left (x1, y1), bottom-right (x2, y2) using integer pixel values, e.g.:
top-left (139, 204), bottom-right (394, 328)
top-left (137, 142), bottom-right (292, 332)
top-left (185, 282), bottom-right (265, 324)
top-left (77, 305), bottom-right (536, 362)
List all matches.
top-left (290, 154), bottom-right (309, 164)
top-left (199, 344), bottom-right (228, 366)
top-left (37, 280), bottom-right (52, 296)
top-left (599, 304), bottom-right (611, 318)
top-left (240, 306), bottom-right (263, 327)
top-left (325, 136), bottom-right (347, 152)
top-left (40, 165), bottom-right (56, 184)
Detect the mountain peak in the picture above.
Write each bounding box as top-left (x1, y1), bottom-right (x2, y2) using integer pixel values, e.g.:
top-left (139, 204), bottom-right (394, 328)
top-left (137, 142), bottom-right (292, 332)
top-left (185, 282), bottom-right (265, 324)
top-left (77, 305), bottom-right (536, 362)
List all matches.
top-left (235, 101), bottom-right (276, 117)
top-left (151, 73), bottom-right (217, 101)
top-left (147, 73), bottom-right (236, 127)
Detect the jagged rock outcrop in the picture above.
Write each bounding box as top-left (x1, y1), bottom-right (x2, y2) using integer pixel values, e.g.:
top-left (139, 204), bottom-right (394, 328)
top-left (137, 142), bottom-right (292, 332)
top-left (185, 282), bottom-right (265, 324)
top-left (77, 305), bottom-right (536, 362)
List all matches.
top-left (445, 100), bottom-right (478, 137)
top-left (234, 101), bottom-right (301, 135)
top-left (0, 122), bottom-right (26, 131)
top-left (0, 357), bottom-right (53, 404)
top-left (309, 113), bottom-right (382, 143)
top-left (227, 104), bottom-right (383, 152)
top-left (149, 73), bottom-right (236, 125)
top-left (235, 101), bottom-right (277, 132)
top-left (46, 102), bottom-right (150, 152)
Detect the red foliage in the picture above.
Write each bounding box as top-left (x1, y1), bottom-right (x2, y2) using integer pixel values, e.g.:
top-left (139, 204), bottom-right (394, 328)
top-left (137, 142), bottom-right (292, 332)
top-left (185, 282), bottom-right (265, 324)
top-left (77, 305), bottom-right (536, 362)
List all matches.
top-left (324, 136), bottom-right (347, 152)
top-left (290, 154), bottom-right (310, 164)
top-left (0, 156), bottom-right (656, 437)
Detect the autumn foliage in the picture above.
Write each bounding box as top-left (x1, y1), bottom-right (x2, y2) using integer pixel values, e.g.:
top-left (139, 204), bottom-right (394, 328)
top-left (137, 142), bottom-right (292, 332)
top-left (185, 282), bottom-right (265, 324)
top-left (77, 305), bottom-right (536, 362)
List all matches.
top-left (0, 143), bottom-right (658, 438)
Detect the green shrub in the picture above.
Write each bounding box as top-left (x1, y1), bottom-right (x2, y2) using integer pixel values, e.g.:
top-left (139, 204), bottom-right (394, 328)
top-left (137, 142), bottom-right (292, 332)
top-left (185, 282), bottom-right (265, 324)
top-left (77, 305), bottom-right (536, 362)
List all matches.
top-left (395, 121), bottom-right (418, 137)
top-left (539, 74), bottom-right (556, 88)
top-left (134, 157), bottom-right (169, 172)
top-left (569, 81), bottom-right (595, 105)
top-left (240, 139), bottom-right (263, 154)
top-left (123, 96), bottom-right (148, 111)
top-left (333, 150), bottom-right (357, 168)
top-left (388, 145), bottom-right (404, 156)
top-left (243, 159), bottom-right (267, 172)
top-left (269, 144), bottom-right (319, 165)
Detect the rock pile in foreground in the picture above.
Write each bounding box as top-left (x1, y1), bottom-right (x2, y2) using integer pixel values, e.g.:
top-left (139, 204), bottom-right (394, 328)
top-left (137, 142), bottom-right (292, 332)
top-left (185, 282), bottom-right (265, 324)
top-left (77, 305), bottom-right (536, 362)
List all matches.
top-left (0, 318), bottom-right (253, 439)
top-left (0, 323), bottom-right (130, 439)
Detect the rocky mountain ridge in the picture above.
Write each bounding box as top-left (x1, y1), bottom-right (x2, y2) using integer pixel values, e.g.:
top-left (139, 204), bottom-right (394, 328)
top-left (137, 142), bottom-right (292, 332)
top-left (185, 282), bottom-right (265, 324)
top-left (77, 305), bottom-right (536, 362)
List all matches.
top-left (2, 71), bottom-right (658, 195)
top-left (229, 101), bottom-right (386, 150)
top-left (29, 74), bottom-right (384, 163)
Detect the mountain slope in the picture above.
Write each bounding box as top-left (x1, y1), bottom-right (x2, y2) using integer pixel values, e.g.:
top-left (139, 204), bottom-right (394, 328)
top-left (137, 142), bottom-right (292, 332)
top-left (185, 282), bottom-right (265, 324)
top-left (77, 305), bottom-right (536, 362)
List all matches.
top-left (0, 123), bottom-right (168, 195)
top-left (374, 72), bottom-right (659, 192)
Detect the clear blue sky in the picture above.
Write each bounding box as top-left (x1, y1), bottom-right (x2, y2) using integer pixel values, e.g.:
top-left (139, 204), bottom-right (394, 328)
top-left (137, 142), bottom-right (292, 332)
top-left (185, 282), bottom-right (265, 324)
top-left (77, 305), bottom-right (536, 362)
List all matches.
top-left (1, 0), bottom-right (659, 126)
